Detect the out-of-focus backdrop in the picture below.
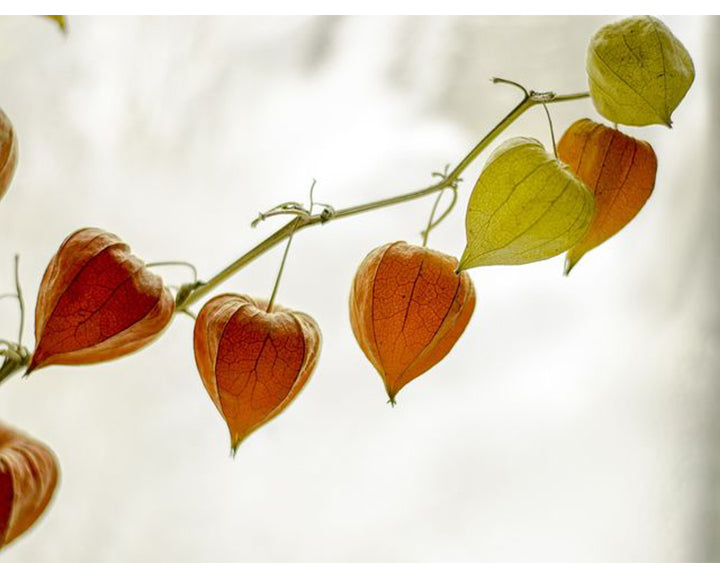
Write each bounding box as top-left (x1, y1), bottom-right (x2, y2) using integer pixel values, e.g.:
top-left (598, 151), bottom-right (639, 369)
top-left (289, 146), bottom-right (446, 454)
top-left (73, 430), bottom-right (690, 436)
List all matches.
top-left (0, 16), bottom-right (717, 563)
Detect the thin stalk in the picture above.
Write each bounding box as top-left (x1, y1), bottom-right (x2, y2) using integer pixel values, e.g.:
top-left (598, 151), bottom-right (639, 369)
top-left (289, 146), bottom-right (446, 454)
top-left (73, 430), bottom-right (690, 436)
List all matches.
top-left (266, 217), bottom-right (300, 312)
top-left (13, 255), bottom-right (24, 346)
top-left (422, 191), bottom-right (446, 247)
top-left (542, 103), bottom-right (558, 159)
top-left (421, 187), bottom-right (459, 247)
top-left (425, 187), bottom-right (459, 243)
top-left (179, 87), bottom-right (589, 310)
top-left (0, 256), bottom-right (29, 385)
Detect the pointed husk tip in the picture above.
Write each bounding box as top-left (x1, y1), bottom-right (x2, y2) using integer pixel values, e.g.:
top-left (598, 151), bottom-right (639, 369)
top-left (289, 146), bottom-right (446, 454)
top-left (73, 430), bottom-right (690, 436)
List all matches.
top-left (563, 252), bottom-right (583, 276)
top-left (230, 432), bottom-right (246, 458)
top-left (385, 385), bottom-right (398, 407)
top-left (23, 359), bottom-right (39, 377)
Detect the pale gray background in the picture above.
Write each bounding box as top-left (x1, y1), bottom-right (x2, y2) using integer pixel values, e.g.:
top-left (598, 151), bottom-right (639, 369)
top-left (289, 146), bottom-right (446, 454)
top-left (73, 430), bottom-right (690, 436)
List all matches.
top-left (0, 15), bottom-right (717, 563)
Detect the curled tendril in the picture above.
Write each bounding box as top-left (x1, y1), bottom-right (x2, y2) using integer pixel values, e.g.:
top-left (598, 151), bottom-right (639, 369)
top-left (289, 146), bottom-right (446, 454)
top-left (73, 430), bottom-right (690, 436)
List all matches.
top-left (251, 179), bottom-right (336, 228)
top-left (491, 77), bottom-right (559, 105)
top-left (0, 255), bottom-right (30, 384)
top-left (251, 203), bottom-right (310, 228)
top-left (491, 77), bottom-right (530, 97)
top-left (421, 165), bottom-right (463, 246)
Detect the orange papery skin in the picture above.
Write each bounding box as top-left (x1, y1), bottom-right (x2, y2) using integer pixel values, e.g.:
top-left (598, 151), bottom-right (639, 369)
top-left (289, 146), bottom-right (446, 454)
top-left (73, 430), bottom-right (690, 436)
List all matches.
top-left (0, 421), bottom-right (59, 550)
top-left (194, 294), bottom-right (321, 452)
top-left (0, 108), bottom-right (18, 202)
top-left (349, 242), bottom-right (476, 403)
top-left (558, 118), bottom-right (657, 273)
top-left (28, 228), bottom-right (175, 373)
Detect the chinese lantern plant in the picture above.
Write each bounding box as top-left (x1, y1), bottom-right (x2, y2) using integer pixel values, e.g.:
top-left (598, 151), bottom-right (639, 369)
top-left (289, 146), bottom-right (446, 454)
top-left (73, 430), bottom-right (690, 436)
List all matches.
top-left (0, 14), bottom-right (697, 551)
top-left (0, 13), bottom-right (694, 438)
top-left (0, 12), bottom-right (695, 430)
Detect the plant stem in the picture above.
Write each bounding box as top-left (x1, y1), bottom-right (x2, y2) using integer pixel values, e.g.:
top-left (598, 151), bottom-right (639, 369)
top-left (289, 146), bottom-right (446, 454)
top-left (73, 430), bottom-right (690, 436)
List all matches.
top-left (14, 255), bottom-right (24, 346)
top-left (421, 191), bottom-right (447, 247)
top-left (422, 186), bottom-right (459, 247)
top-left (178, 87), bottom-right (589, 310)
top-left (0, 256), bottom-right (29, 385)
top-left (266, 217), bottom-right (300, 313)
top-left (542, 103), bottom-right (559, 159)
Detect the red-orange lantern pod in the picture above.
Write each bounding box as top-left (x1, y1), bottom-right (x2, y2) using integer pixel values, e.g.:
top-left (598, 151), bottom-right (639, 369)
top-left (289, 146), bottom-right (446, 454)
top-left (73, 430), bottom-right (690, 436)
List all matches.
top-left (349, 242), bottom-right (476, 403)
top-left (558, 118), bottom-right (657, 273)
top-left (28, 228), bottom-right (175, 373)
top-left (194, 294), bottom-right (321, 453)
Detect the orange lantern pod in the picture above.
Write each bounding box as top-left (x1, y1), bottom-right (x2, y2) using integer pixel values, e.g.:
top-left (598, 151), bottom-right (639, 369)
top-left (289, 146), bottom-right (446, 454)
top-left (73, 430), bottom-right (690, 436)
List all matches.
top-left (0, 107), bottom-right (18, 202)
top-left (349, 242), bottom-right (476, 403)
top-left (1, 421), bottom-right (59, 550)
top-left (558, 118), bottom-right (657, 273)
top-left (27, 228), bottom-right (175, 373)
top-left (194, 294), bottom-right (321, 453)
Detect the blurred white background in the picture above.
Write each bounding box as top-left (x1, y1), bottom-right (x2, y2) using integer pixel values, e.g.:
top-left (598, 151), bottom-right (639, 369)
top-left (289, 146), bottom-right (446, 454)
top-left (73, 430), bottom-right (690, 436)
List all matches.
top-left (0, 15), bottom-right (717, 563)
